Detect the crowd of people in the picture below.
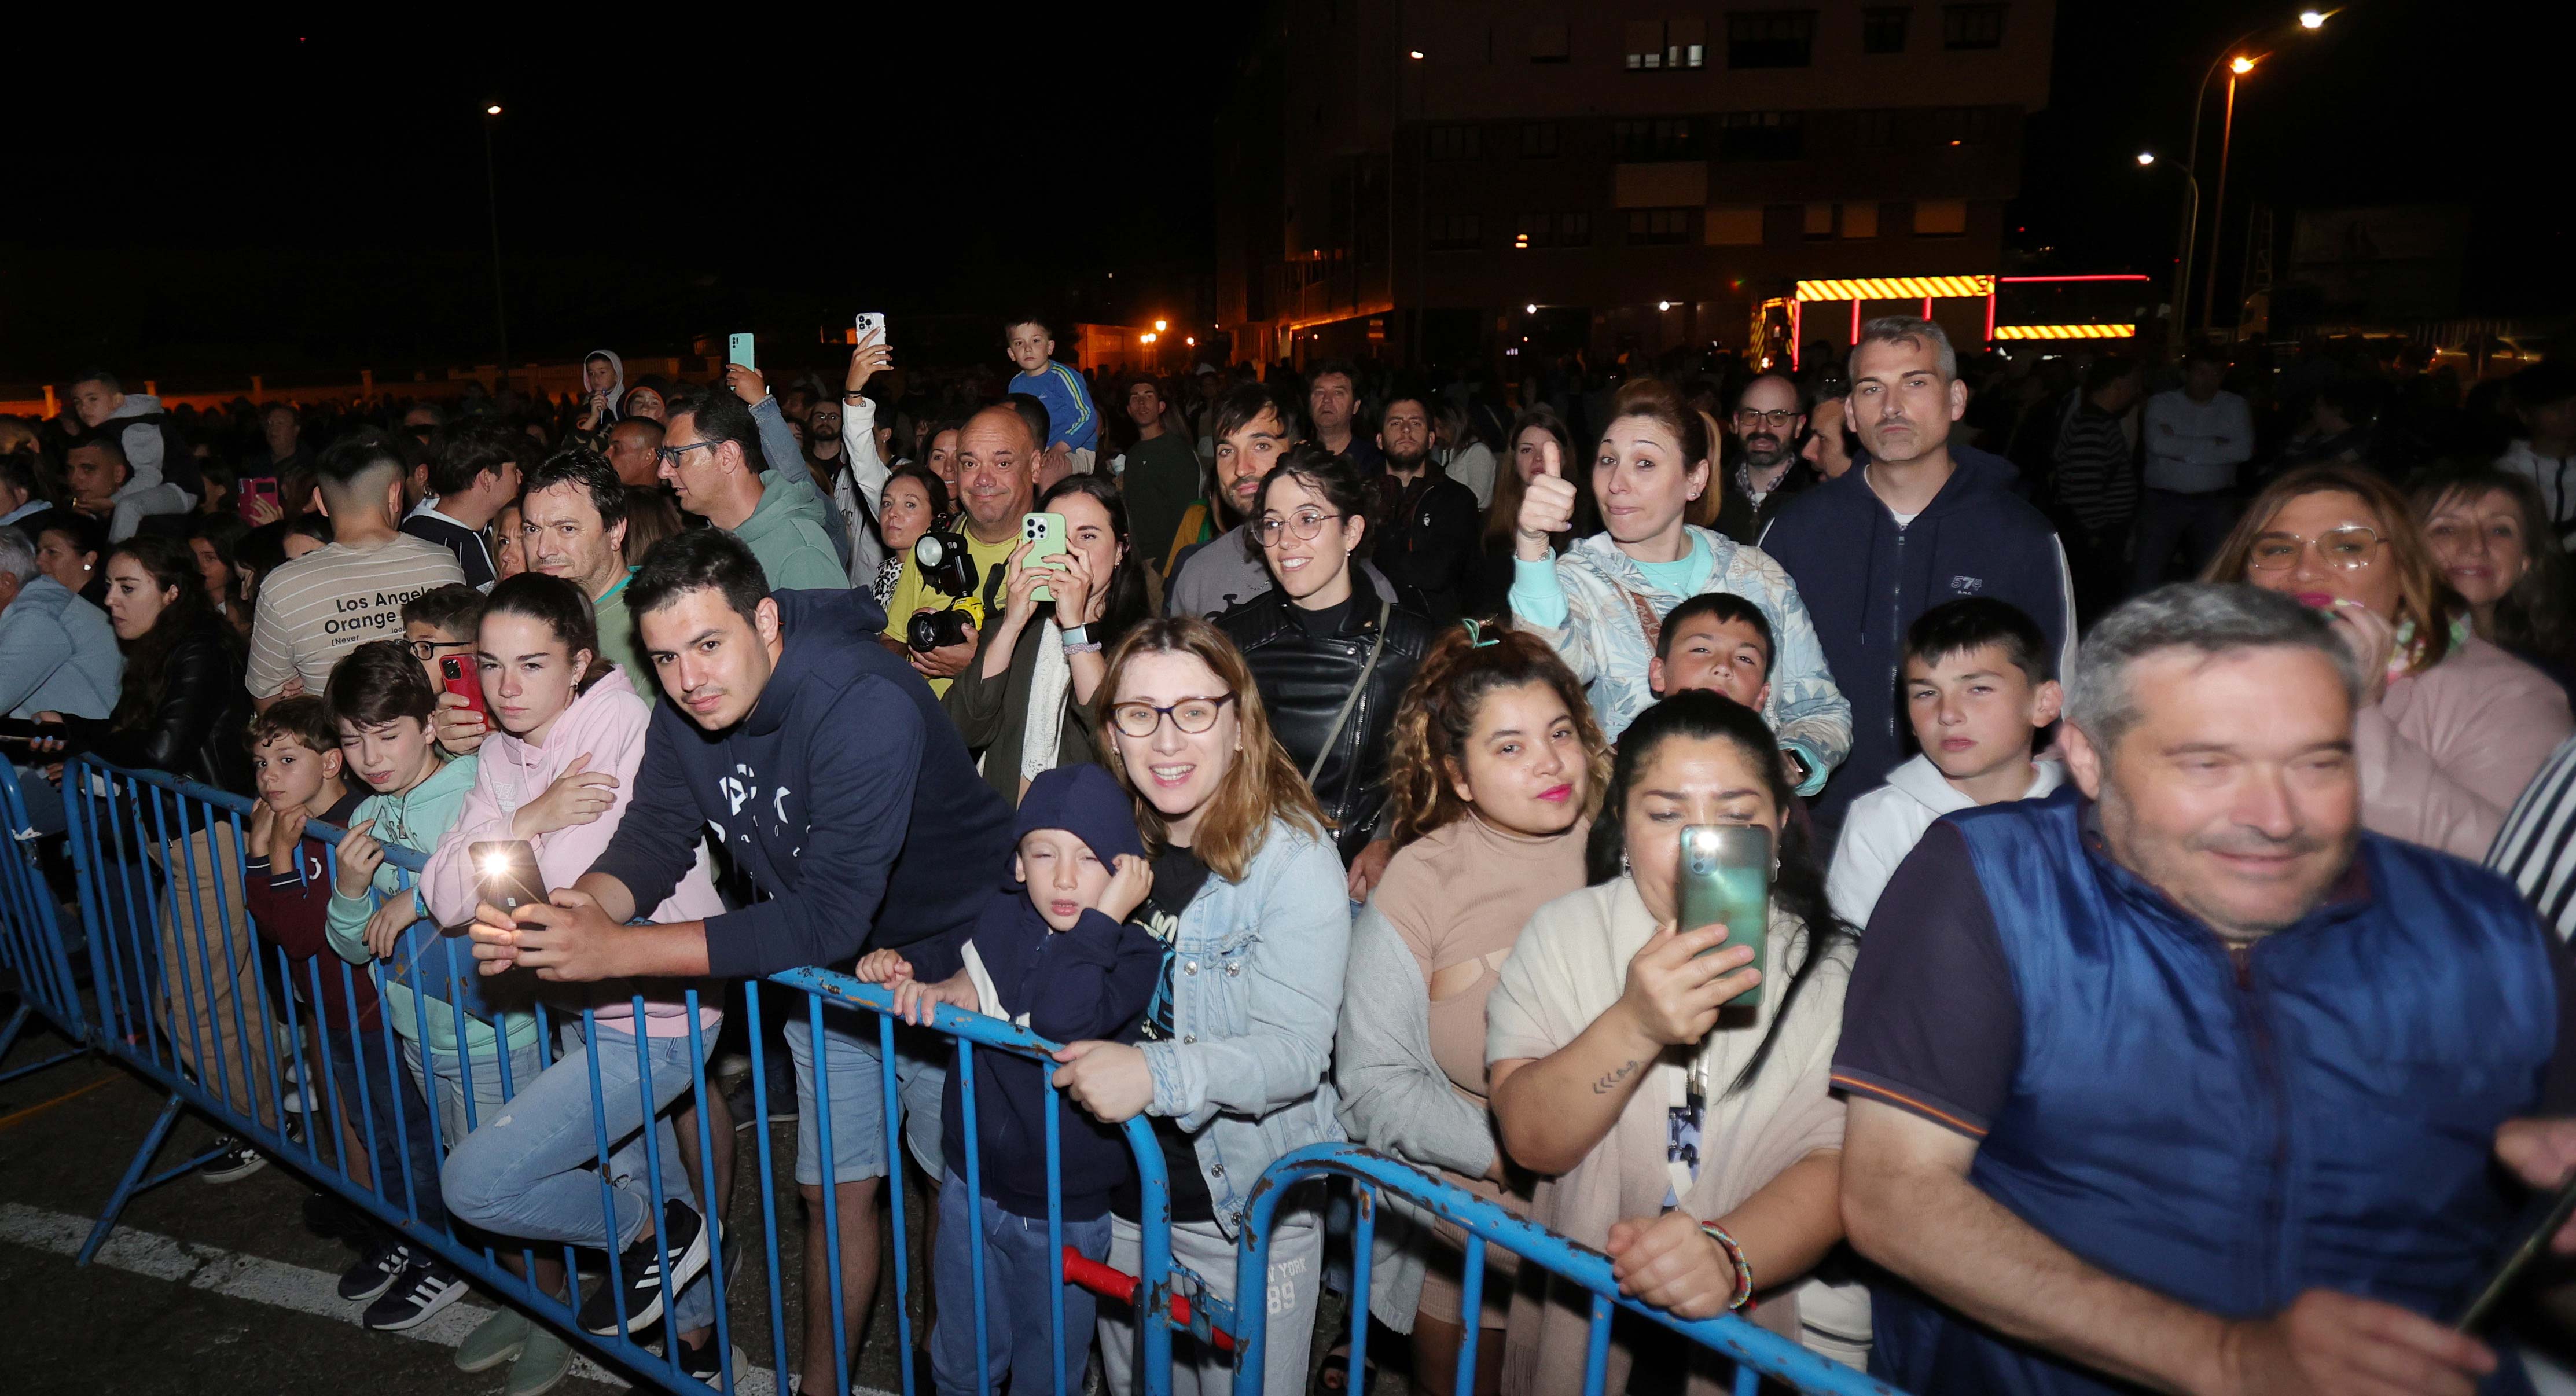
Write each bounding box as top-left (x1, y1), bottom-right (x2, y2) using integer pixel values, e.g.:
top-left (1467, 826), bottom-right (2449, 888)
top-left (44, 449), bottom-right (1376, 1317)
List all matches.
top-left (8, 311), bottom-right (2576, 1396)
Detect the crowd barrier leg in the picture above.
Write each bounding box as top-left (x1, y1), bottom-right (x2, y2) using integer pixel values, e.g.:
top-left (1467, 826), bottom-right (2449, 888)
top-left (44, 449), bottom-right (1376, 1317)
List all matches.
top-left (0, 1000), bottom-right (84, 1086)
top-left (1230, 1142), bottom-right (1908, 1396)
top-left (74, 1089), bottom-right (224, 1266)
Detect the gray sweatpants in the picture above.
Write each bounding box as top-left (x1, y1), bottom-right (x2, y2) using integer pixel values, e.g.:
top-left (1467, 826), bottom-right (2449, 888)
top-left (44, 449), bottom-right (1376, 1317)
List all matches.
top-left (1097, 1210), bottom-right (1322, 1396)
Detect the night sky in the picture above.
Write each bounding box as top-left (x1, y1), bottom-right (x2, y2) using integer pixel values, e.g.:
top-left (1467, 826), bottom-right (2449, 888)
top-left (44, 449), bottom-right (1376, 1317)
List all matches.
top-left (4, 1), bottom-right (2560, 391)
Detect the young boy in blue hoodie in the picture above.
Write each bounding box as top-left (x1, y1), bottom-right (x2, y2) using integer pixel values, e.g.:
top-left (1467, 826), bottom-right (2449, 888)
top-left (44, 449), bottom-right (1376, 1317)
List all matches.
top-left (855, 763), bottom-right (1162, 1396)
top-left (1005, 311), bottom-right (1100, 476)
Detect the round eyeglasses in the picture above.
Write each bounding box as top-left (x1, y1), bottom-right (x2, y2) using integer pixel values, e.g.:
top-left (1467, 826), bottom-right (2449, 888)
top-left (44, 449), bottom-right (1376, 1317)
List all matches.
top-left (1108, 693), bottom-right (1239, 739)
top-left (2246, 526), bottom-right (2382, 572)
top-left (1254, 511), bottom-right (1344, 546)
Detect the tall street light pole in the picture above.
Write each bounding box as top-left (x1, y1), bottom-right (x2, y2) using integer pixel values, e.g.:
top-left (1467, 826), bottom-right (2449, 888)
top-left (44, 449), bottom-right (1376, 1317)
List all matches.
top-left (482, 101), bottom-right (510, 391)
top-left (2166, 10), bottom-right (2330, 355)
top-left (2200, 57), bottom-right (2257, 332)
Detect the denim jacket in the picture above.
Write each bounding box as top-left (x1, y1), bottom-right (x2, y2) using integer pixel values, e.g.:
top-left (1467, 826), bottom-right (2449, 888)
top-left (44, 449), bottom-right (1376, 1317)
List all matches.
top-left (1138, 818), bottom-right (1350, 1236)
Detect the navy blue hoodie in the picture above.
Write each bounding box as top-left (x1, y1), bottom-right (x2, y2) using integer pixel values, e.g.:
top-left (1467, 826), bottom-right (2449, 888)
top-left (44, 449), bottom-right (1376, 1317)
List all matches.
top-left (906, 764), bottom-right (1163, 1218)
top-left (587, 587), bottom-right (1013, 976)
top-left (1757, 447), bottom-right (2071, 828)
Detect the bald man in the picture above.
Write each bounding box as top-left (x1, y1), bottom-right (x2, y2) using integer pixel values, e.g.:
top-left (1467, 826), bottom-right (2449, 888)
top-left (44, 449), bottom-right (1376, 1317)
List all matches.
top-left (881, 403), bottom-right (1039, 692)
top-left (1716, 373), bottom-right (1819, 543)
top-left (605, 417), bottom-right (665, 490)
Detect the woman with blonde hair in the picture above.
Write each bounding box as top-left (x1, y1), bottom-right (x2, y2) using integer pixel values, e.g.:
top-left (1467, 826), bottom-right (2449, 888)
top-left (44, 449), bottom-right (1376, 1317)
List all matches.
top-left (2206, 462), bottom-right (2572, 857)
top-left (2412, 465), bottom-right (2574, 687)
top-left (1336, 622), bottom-right (1611, 1395)
top-left (1049, 616), bottom-right (1350, 1396)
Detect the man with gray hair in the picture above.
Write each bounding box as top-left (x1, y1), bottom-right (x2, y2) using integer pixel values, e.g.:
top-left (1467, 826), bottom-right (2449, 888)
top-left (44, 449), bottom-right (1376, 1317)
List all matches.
top-left (1759, 315), bottom-right (2076, 832)
top-left (0, 523), bottom-right (120, 830)
top-left (1835, 581), bottom-right (2576, 1396)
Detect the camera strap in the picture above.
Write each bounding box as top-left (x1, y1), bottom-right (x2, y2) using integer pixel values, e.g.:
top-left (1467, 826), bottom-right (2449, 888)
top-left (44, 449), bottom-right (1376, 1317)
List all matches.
top-left (1306, 599), bottom-right (1391, 785)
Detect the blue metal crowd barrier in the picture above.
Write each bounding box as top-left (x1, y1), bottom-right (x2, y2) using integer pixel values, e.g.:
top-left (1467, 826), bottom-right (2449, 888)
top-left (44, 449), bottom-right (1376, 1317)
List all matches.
top-left (0, 762), bottom-right (86, 1085)
top-left (1231, 1144), bottom-right (1905, 1396)
top-left (25, 752), bottom-right (1898, 1396)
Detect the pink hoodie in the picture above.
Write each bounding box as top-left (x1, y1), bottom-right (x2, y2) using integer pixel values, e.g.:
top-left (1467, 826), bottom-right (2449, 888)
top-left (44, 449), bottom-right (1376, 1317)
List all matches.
top-left (424, 666), bottom-right (725, 1035)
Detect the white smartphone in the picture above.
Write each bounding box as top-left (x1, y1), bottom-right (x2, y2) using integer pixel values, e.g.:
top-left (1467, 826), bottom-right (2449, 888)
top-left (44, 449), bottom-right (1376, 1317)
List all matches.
top-left (728, 332), bottom-right (755, 369)
top-left (854, 312), bottom-right (887, 346)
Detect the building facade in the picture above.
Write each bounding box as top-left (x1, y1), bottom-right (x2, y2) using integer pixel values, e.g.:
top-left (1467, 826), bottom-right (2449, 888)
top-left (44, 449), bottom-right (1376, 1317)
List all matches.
top-left (1213, 0), bottom-right (2056, 370)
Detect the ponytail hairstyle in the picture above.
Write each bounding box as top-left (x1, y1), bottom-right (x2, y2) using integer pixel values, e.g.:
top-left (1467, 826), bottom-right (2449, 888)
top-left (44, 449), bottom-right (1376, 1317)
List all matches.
top-left (1585, 690), bottom-right (1850, 1099)
top-left (1383, 621), bottom-right (1609, 851)
top-left (480, 571), bottom-right (609, 694)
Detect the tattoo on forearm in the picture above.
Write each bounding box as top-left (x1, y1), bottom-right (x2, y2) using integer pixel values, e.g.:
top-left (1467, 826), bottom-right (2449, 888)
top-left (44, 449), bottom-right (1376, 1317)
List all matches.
top-left (1592, 1059), bottom-right (1641, 1094)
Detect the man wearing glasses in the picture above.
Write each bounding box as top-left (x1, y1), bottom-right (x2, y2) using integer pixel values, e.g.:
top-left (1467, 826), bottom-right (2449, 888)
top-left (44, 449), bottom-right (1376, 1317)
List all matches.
top-left (1715, 374), bottom-right (1817, 543)
top-left (466, 526), bottom-right (1011, 1396)
top-left (656, 387), bottom-right (849, 592)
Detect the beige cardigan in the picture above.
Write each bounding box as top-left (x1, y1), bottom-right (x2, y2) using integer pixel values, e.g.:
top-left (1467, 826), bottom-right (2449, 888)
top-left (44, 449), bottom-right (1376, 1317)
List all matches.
top-left (1486, 876), bottom-right (1851, 1396)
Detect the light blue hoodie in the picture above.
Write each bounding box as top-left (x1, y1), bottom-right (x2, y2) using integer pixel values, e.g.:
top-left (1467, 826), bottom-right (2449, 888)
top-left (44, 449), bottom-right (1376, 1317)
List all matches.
top-left (0, 574), bottom-right (120, 719)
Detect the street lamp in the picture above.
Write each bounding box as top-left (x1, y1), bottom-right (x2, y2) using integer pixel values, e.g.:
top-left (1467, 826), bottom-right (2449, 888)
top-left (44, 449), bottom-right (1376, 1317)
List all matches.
top-left (480, 99), bottom-right (510, 386)
top-left (2136, 152), bottom-right (2156, 166)
top-left (1153, 319), bottom-right (1167, 333)
top-left (2166, 10), bottom-right (2329, 351)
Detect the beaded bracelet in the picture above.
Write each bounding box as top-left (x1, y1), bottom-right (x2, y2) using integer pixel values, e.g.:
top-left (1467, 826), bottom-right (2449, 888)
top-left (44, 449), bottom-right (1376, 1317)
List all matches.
top-left (1697, 1221), bottom-right (1756, 1311)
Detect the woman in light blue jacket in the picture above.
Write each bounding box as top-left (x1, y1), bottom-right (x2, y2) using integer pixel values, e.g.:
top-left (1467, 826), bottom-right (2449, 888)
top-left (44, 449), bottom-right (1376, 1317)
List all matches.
top-left (1509, 376), bottom-right (1850, 792)
top-left (1051, 615), bottom-right (1349, 1396)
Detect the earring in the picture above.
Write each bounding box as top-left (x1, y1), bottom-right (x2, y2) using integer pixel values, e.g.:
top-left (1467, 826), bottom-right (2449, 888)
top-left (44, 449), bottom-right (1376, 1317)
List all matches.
top-left (1620, 850), bottom-right (1631, 875)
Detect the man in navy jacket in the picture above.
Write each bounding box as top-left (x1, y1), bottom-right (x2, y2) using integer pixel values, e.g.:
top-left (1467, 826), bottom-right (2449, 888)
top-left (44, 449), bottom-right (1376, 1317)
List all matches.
top-left (1760, 317), bottom-right (2075, 832)
top-left (466, 527), bottom-right (1011, 1396)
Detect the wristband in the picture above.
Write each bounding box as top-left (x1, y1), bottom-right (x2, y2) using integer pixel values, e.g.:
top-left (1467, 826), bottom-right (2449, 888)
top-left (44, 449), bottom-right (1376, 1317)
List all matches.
top-left (1063, 642), bottom-right (1103, 655)
top-left (1697, 1221), bottom-right (1756, 1311)
top-left (1059, 624), bottom-right (1091, 648)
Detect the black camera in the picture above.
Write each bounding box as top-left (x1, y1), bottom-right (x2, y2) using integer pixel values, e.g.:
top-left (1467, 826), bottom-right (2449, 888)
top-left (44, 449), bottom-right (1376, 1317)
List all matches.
top-left (907, 607), bottom-right (975, 652)
top-left (913, 523), bottom-right (979, 600)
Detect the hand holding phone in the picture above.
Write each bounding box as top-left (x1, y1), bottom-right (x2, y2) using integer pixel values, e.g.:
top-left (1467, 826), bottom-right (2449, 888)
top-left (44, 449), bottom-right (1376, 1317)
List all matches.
top-left (468, 840), bottom-right (548, 930)
top-left (440, 655), bottom-right (490, 723)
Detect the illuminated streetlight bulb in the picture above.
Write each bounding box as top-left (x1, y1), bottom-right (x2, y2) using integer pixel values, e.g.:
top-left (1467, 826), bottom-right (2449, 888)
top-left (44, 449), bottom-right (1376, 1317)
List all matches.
top-left (1525, 303), bottom-right (1537, 314)
top-left (1153, 319), bottom-right (1167, 332)
top-left (1408, 49), bottom-right (1424, 60)
top-left (2136, 152), bottom-right (2156, 166)
top-left (2299, 9), bottom-right (2326, 28)
top-left (2229, 55), bottom-right (2256, 74)
top-left (1185, 336), bottom-right (1196, 347)
top-left (1658, 300), bottom-right (1672, 311)
top-left (486, 104), bottom-right (503, 115)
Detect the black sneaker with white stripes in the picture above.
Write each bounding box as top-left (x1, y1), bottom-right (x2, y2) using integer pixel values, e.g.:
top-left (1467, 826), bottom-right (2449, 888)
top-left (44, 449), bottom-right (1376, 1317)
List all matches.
top-left (199, 1136), bottom-right (267, 1184)
top-left (363, 1255), bottom-right (469, 1331)
top-left (579, 1199), bottom-right (709, 1335)
top-left (338, 1237), bottom-right (411, 1303)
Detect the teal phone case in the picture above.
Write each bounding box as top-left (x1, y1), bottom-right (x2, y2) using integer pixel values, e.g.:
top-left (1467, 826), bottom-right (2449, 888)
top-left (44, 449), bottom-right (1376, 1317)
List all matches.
top-left (1678, 824), bottom-right (1770, 1008)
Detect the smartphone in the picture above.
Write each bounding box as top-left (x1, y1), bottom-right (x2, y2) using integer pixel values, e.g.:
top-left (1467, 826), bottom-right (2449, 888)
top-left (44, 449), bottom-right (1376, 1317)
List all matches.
top-left (469, 840), bottom-right (547, 924)
top-left (854, 311), bottom-right (886, 346)
top-left (1678, 824), bottom-right (1770, 1008)
top-left (1021, 512), bottom-right (1068, 604)
top-left (439, 655), bottom-right (489, 723)
top-left (728, 332), bottom-right (755, 370)
top-left (2455, 1170), bottom-right (2576, 1331)
top-left (237, 476), bottom-right (280, 520)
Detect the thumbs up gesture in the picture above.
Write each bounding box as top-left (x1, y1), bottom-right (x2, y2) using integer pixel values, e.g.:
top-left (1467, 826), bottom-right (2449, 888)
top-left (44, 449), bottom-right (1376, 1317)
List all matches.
top-left (1515, 435), bottom-right (1579, 560)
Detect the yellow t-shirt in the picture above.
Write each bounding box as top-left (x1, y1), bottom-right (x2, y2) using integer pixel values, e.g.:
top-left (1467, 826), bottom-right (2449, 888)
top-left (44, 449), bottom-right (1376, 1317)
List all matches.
top-left (885, 526), bottom-right (1021, 696)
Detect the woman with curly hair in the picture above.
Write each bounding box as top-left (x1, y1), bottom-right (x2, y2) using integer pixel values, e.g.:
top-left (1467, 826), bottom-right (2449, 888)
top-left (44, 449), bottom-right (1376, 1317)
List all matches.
top-left (1335, 622), bottom-right (1610, 1395)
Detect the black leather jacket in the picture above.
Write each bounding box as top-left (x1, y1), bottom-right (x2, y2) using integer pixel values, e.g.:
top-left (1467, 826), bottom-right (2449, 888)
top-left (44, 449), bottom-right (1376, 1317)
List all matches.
top-left (61, 631), bottom-right (253, 795)
top-left (1217, 590), bottom-right (1440, 863)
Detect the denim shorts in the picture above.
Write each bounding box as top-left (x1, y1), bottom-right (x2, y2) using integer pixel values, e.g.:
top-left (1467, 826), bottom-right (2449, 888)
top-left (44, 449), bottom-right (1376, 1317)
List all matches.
top-left (781, 1003), bottom-right (945, 1186)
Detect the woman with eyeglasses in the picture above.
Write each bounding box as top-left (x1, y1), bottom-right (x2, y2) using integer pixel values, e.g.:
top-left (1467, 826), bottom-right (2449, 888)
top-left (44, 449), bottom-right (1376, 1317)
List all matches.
top-left (1055, 616), bottom-right (1349, 1396)
top-left (1217, 446), bottom-right (1441, 898)
top-left (2207, 462), bottom-right (2573, 858)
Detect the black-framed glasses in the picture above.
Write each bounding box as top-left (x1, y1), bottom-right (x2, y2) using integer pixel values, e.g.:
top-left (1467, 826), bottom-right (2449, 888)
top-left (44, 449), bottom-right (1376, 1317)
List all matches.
top-left (407, 638), bottom-right (475, 661)
top-left (2247, 526), bottom-right (2382, 572)
top-left (1254, 510), bottom-right (1344, 546)
top-left (1108, 692), bottom-right (1238, 739)
top-left (1734, 408), bottom-right (1799, 429)
top-left (655, 440), bottom-right (718, 469)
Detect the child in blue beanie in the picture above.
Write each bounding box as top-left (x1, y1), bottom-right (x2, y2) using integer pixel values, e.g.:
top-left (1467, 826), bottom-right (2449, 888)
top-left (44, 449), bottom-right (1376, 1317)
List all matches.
top-left (855, 762), bottom-right (1160, 1396)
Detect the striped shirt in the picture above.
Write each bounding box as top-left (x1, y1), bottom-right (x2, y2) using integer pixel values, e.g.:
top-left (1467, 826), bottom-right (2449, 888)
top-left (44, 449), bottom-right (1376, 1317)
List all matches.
top-left (2052, 397), bottom-right (2139, 531)
top-left (245, 534), bottom-right (466, 697)
top-left (2491, 733), bottom-right (2576, 941)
